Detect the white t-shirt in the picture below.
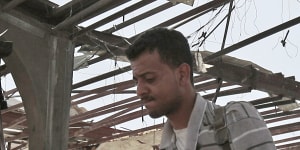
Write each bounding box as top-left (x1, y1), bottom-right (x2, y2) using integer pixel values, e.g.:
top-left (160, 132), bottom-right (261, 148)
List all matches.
top-left (174, 128), bottom-right (188, 150)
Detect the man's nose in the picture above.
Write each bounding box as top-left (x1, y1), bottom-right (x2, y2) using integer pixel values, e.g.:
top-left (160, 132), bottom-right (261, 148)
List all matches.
top-left (136, 82), bottom-right (148, 96)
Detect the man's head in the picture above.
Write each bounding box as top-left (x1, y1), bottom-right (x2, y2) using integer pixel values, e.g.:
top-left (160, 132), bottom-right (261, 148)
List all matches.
top-left (125, 28), bottom-right (195, 119)
top-left (125, 27), bottom-right (194, 84)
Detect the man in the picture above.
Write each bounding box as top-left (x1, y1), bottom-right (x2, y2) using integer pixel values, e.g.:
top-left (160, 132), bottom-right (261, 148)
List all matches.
top-left (125, 27), bottom-right (276, 150)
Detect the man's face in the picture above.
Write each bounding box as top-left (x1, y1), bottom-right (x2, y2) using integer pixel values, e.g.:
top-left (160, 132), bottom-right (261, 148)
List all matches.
top-left (131, 50), bottom-right (183, 118)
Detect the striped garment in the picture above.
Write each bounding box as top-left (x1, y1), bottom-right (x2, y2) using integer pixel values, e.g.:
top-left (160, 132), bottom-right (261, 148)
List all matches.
top-left (159, 93), bottom-right (276, 150)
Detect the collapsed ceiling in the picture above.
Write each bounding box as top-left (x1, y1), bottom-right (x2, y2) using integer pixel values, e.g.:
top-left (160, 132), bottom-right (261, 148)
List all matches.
top-left (0, 0), bottom-right (299, 149)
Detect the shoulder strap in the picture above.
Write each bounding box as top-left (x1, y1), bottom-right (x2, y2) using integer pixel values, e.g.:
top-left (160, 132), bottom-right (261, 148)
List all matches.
top-left (214, 106), bottom-right (231, 150)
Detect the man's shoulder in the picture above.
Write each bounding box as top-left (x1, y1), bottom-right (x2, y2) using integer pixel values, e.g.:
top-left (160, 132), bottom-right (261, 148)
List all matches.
top-left (224, 101), bottom-right (263, 122)
top-left (203, 100), bottom-right (264, 126)
top-left (200, 98), bottom-right (263, 125)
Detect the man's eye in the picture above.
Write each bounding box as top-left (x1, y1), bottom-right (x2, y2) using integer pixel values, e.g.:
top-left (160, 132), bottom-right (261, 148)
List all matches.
top-left (146, 78), bottom-right (155, 83)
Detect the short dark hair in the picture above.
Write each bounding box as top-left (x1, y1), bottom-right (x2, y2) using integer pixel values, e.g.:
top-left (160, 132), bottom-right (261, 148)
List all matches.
top-left (125, 27), bottom-right (194, 84)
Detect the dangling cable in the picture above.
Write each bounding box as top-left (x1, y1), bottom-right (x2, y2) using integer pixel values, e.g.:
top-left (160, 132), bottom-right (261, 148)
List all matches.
top-left (212, 78), bottom-right (223, 103)
top-left (0, 70), bottom-right (7, 150)
top-left (141, 104), bottom-right (144, 122)
top-left (212, 0), bottom-right (234, 103)
top-left (281, 30), bottom-right (289, 47)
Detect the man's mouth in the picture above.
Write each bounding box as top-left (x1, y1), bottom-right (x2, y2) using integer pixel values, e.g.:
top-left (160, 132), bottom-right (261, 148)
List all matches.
top-left (141, 96), bottom-right (155, 106)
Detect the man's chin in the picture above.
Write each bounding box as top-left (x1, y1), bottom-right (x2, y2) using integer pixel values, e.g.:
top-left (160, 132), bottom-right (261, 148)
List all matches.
top-left (148, 112), bottom-right (163, 118)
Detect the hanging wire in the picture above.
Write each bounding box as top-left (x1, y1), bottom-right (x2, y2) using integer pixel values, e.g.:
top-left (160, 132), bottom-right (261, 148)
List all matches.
top-left (212, 0), bottom-right (234, 103)
top-left (196, 10), bottom-right (233, 49)
top-left (152, 119), bottom-right (156, 146)
top-left (187, 3), bottom-right (227, 45)
top-left (212, 78), bottom-right (223, 103)
top-left (281, 30), bottom-right (289, 47)
top-left (286, 38), bottom-right (299, 57)
top-left (112, 55), bottom-right (118, 132)
top-left (241, 0), bottom-right (254, 36)
top-left (272, 30), bottom-right (298, 58)
top-left (251, 0), bottom-right (259, 33)
top-left (141, 103), bottom-right (144, 122)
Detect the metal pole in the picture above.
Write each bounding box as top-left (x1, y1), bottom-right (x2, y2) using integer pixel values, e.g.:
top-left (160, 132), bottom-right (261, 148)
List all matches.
top-left (0, 76), bottom-right (6, 150)
top-left (212, 0), bottom-right (234, 103)
top-left (0, 110), bottom-right (5, 150)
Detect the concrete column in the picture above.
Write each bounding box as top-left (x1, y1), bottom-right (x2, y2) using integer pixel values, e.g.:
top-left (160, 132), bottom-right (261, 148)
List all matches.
top-left (0, 10), bottom-right (73, 150)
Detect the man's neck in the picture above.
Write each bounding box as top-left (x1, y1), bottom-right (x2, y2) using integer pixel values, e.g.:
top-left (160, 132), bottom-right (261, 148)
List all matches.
top-left (167, 92), bottom-right (197, 130)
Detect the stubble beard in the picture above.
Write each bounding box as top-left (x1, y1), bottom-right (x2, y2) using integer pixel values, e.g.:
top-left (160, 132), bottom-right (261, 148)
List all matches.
top-left (148, 95), bottom-right (182, 119)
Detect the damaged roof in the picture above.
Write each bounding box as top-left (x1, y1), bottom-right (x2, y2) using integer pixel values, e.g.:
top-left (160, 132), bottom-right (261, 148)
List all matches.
top-left (0, 0), bottom-right (299, 149)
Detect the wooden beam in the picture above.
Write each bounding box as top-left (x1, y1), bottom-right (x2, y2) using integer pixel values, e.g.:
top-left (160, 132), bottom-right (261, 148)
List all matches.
top-left (204, 62), bottom-right (300, 100)
top-left (103, 2), bottom-right (174, 33)
top-left (266, 113), bottom-right (300, 124)
top-left (70, 99), bottom-right (141, 125)
top-left (263, 109), bottom-right (300, 120)
top-left (269, 122), bottom-right (300, 136)
top-left (69, 124), bottom-right (163, 149)
top-left (53, 0), bottom-right (129, 30)
top-left (72, 0), bottom-right (156, 37)
top-left (156, 0), bottom-right (230, 28)
top-left (71, 80), bottom-right (135, 105)
top-left (276, 142), bottom-right (300, 150)
top-left (72, 66), bottom-right (131, 89)
top-left (1, 0), bottom-right (27, 12)
top-left (255, 100), bottom-right (296, 109)
top-left (250, 96), bottom-right (283, 105)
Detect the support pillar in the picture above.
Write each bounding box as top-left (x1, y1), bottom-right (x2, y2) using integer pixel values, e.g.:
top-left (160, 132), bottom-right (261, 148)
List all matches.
top-left (0, 10), bottom-right (74, 150)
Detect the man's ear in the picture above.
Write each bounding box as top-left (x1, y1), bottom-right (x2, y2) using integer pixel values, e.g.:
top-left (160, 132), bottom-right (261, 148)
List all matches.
top-left (177, 63), bottom-right (191, 85)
